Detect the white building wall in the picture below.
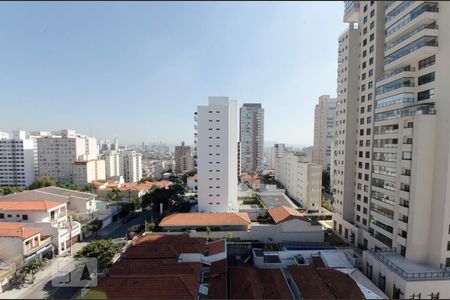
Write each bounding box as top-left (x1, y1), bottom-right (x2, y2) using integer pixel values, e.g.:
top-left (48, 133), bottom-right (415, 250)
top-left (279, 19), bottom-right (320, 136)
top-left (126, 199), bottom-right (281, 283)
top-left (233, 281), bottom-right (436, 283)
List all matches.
top-left (0, 133), bottom-right (37, 187)
top-left (197, 97), bottom-right (238, 212)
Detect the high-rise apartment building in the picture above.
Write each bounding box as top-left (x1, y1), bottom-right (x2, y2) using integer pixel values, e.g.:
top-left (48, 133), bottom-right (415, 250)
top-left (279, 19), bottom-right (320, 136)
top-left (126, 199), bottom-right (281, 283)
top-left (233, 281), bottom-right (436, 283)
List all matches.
top-left (239, 103), bottom-right (264, 173)
top-left (120, 150), bottom-right (142, 183)
top-left (313, 95), bottom-right (337, 169)
top-left (36, 129), bottom-right (99, 184)
top-left (174, 141), bottom-right (194, 174)
top-left (102, 151), bottom-right (121, 179)
top-left (275, 151), bottom-right (322, 211)
top-left (270, 143), bottom-right (286, 170)
top-left (333, 1), bottom-right (450, 297)
top-left (195, 97), bottom-right (238, 212)
top-left (0, 131), bottom-right (37, 187)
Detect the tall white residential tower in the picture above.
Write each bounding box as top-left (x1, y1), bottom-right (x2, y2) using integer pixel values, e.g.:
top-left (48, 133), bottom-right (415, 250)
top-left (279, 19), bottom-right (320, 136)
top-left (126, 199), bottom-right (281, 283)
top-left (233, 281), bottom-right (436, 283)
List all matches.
top-left (196, 97), bottom-right (238, 212)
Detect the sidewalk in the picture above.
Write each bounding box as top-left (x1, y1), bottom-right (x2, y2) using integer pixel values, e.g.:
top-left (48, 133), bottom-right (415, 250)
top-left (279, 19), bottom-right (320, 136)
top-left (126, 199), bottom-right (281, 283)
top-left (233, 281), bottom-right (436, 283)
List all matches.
top-left (0, 256), bottom-right (73, 299)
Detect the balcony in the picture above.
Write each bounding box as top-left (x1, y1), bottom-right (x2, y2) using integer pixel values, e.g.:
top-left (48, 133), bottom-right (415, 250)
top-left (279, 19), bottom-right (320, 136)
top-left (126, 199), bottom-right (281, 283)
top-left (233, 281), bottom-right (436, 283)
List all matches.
top-left (368, 248), bottom-right (450, 281)
top-left (385, 3), bottom-right (439, 42)
top-left (24, 236), bottom-right (52, 256)
top-left (385, 36), bottom-right (438, 71)
top-left (385, 22), bottom-right (438, 52)
top-left (376, 66), bottom-right (415, 84)
top-left (343, 1), bottom-right (359, 23)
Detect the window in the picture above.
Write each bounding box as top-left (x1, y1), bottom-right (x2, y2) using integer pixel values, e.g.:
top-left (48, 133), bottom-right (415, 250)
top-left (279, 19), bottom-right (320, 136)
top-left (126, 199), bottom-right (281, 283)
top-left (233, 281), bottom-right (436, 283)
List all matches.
top-left (22, 214), bottom-right (28, 221)
top-left (370, 10), bottom-right (375, 17)
top-left (418, 72), bottom-right (435, 85)
top-left (0, 213), bottom-right (3, 219)
top-left (370, 33), bottom-right (374, 41)
top-left (363, 27), bottom-right (367, 35)
top-left (363, 16), bottom-right (368, 24)
top-left (419, 55), bottom-right (435, 70)
top-left (369, 57), bottom-right (374, 65)
top-left (378, 273), bottom-right (386, 292)
top-left (429, 293), bottom-right (440, 300)
top-left (369, 45), bottom-right (374, 53)
top-left (363, 39), bottom-right (367, 46)
top-left (370, 21), bottom-right (374, 29)
top-left (418, 89), bottom-right (435, 101)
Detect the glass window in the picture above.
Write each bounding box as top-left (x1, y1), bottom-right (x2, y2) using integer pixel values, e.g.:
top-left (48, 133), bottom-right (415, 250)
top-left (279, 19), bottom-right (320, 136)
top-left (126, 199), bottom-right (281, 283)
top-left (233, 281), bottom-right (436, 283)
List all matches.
top-left (418, 72), bottom-right (435, 85)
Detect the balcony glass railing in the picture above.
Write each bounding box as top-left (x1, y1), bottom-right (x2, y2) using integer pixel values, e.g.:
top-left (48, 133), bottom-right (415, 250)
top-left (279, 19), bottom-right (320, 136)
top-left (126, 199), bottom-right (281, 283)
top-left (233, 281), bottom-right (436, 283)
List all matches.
top-left (386, 2), bottom-right (439, 37)
top-left (371, 219), bottom-right (394, 233)
top-left (344, 1), bottom-right (360, 17)
top-left (385, 0), bottom-right (415, 23)
top-left (372, 190), bottom-right (395, 206)
top-left (373, 152), bottom-right (398, 163)
top-left (376, 78), bottom-right (414, 96)
top-left (375, 104), bottom-right (435, 122)
top-left (376, 66), bottom-right (415, 82)
top-left (386, 22), bottom-right (438, 51)
top-left (372, 178), bottom-right (396, 192)
top-left (376, 93), bottom-right (414, 109)
top-left (385, 36), bottom-right (438, 65)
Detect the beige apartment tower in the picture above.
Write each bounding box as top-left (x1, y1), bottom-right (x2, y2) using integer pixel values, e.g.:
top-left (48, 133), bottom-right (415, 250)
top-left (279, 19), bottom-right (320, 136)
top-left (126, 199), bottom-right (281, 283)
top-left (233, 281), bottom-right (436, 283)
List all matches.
top-left (313, 95), bottom-right (337, 169)
top-left (332, 1), bottom-right (450, 297)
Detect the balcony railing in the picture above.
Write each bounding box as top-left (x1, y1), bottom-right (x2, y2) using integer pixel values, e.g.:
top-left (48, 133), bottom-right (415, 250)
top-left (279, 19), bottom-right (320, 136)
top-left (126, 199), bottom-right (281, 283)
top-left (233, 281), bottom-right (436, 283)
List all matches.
top-left (386, 22), bottom-right (438, 51)
top-left (386, 3), bottom-right (439, 38)
top-left (376, 66), bottom-right (415, 83)
top-left (369, 248), bottom-right (450, 280)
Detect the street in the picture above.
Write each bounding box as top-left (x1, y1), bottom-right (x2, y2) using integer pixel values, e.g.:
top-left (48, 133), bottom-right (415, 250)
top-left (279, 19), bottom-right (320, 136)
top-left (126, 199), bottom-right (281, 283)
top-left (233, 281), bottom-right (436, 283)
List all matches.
top-left (0, 209), bottom-right (155, 299)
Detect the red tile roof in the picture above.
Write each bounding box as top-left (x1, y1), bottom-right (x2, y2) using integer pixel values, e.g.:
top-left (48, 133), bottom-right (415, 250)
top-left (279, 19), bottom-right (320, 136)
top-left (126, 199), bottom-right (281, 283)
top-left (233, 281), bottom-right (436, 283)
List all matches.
top-left (312, 255), bottom-right (327, 268)
top-left (0, 222), bottom-right (41, 239)
top-left (208, 259), bottom-right (228, 299)
top-left (91, 275), bottom-right (200, 299)
top-left (205, 239), bottom-right (226, 256)
top-left (160, 212), bottom-right (251, 227)
top-left (288, 265), bottom-right (366, 299)
top-left (108, 259), bottom-right (202, 277)
top-left (124, 234), bottom-right (206, 259)
top-left (288, 266), bottom-right (336, 299)
top-left (268, 205), bottom-right (307, 223)
top-left (258, 268), bottom-right (294, 299)
top-left (0, 200), bottom-right (62, 211)
top-left (89, 234), bottom-right (206, 299)
top-left (229, 266), bottom-right (264, 299)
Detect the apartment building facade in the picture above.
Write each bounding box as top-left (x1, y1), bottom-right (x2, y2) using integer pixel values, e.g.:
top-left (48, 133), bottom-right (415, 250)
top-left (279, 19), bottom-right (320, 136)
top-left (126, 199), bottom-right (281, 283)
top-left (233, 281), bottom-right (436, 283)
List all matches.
top-left (269, 143), bottom-right (286, 170)
top-left (174, 141), bottom-right (194, 174)
top-left (102, 151), bottom-right (121, 179)
top-left (120, 150), bottom-right (142, 183)
top-left (313, 95), bottom-right (337, 169)
top-left (195, 97), bottom-right (238, 212)
top-left (0, 131), bottom-right (37, 187)
top-left (72, 159), bottom-right (106, 187)
top-left (275, 151), bottom-right (322, 211)
top-left (239, 103), bottom-right (264, 173)
top-left (332, 1), bottom-right (450, 297)
top-left (37, 129), bottom-right (99, 184)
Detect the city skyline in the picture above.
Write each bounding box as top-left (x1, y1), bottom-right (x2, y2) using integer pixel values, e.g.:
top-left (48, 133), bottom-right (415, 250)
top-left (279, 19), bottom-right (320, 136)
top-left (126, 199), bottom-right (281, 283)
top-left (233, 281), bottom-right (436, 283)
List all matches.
top-left (0, 1), bottom-right (346, 145)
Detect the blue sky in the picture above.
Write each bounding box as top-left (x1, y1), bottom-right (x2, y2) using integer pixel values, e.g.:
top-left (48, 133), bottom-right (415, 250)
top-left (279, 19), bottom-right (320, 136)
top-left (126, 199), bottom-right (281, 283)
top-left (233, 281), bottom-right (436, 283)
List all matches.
top-left (0, 1), bottom-right (346, 146)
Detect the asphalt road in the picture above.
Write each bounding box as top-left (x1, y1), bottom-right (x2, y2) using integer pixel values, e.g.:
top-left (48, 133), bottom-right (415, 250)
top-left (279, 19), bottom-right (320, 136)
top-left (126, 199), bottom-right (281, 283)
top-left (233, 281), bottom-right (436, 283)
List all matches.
top-left (13, 210), bottom-right (154, 299)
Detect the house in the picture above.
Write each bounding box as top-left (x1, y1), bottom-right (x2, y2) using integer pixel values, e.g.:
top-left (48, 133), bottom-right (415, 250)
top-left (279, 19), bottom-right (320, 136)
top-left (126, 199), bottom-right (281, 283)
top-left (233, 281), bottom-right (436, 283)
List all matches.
top-left (0, 222), bottom-right (54, 268)
top-left (0, 200), bottom-right (80, 255)
top-left (1, 186), bottom-right (112, 236)
top-left (159, 212), bottom-right (252, 232)
top-left (84, 234), bottom-right (227, 299)
top-left (95, 180), bottom-right (173, 201)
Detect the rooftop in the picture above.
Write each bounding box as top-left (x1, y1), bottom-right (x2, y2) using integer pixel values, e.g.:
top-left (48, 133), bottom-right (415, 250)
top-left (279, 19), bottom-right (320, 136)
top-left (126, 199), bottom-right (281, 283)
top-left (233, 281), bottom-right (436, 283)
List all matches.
top-left (205, 239), bottom-right (226, 256)
top-left (288, 265), bottom-right (365, 299)
top-left (0, 222), bottom-right (41, 239)
top-left (87, 234), bottom-right (206, 299)
top-left (36, 186), bottom-right (95, 199)
top-left (159, 212), bottom-right (251, 227)
top-left (208, 259), bottom-right (228, 299)
top-left (368, 248), bottom-right (450, 280)
top-left (268, 205), bottom-right (307, 223)
top-left (124, 234), bottom-right (206, 259)
top-left (0, 200), bottom-right (62, 211)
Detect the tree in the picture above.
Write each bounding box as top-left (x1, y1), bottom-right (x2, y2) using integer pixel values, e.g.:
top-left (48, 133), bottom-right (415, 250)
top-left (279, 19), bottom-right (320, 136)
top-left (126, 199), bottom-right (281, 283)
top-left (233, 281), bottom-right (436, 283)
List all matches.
top-left (83, 183), bottom-right (98, 194)
top-left (59, 182), bottom-right (80, 191)
top-left (322, 167), bottom-right (331, 193)
top-left (0, 186), bottom-right (22, 196)
top-left (139, 176), bottom-right (154, 183)
top-left (29, 177), bottom-right (57, 190)
top-left (106, 188), bottom-right (120, 202)
top-left (75, 240), bottom-right (121, 273)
